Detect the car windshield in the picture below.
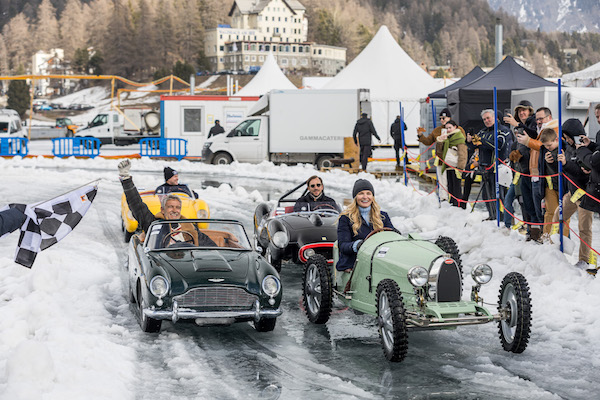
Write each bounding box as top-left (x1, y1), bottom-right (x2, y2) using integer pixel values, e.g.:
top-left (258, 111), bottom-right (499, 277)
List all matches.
top-left (145, 220), bottom-right (251, 251)
top-left (292, 201), bottom-right (340, 213)
top-left (155, 184), bottom-right (194, 198)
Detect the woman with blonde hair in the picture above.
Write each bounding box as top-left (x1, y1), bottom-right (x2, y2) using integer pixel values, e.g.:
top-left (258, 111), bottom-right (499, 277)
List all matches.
top-left (336, 179), bottom-right (395, 272)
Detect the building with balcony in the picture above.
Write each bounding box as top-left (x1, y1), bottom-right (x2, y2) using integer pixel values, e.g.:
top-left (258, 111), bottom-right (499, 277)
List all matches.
top-left (204, 0), bottom-right (346, 76)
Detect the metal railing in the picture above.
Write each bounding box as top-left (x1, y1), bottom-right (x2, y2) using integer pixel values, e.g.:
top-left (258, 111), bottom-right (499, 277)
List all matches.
top-left (0, 137), bottom-right (28, 157)
top-left (139, 138), bottom-right (187, 161)
top-left (52, 137), bottom-right (101, 158)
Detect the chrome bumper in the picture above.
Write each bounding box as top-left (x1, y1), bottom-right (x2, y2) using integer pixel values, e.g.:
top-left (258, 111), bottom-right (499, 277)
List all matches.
top-left (144, 299), bottom-right (282, 323)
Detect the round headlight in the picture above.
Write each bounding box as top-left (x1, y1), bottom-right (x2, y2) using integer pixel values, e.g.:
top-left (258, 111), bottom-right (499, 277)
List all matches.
top-left (262, 275), bottom-right (281, 297)
top-left (471, 264), bottom-right (493, 284)
top-left (197, 209), bottom-right (208, 218)
top-left (149, 276), bottom-right (169, 298)
top-left (272, 231), bottom-right (288, 249)
top-left (304, 248), bottom-right (316, 259)
top-left (408, 266), bottom-right (429, 287)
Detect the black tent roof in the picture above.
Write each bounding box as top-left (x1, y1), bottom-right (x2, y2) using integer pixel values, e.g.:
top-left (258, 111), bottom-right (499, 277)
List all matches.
top-left (447, 56), bottom-right (556, 132)
top-left (460, 56), bottom-right (555, 91)
top-left (428, 66), bottom-right (486, 99)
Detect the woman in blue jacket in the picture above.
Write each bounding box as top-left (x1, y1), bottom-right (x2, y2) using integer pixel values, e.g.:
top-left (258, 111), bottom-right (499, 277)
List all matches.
top-left (337, 179), bottom-right (395, 272)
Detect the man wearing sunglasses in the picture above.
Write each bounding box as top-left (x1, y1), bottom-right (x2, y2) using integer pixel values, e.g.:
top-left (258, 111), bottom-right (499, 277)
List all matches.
top-left (293, 175), bottom-right (340, 212)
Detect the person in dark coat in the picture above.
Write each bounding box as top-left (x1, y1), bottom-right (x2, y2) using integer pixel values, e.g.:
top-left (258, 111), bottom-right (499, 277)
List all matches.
top-left (593, 104), bottom-right (600, 144)
top-left (0, 205), bottom-right (26, 237)
top-left (390, 115), bottom-right (407, 169)
top-left (552, 119), bottom-right (593, 268)
top-left (336, 179), bottom-right (395, 274)
top-left (208, 120), bottom-right (225, 138)
top-left (118, 160), bottom-right (216, 247)
top-left (474, 109), bottom-right (510, 220)
top-left (293, 175), bottom-right (339, 212)
top-left (155, 166), bottom-right (199, 198)
top-left (353, 113), bottom-right (380, 170)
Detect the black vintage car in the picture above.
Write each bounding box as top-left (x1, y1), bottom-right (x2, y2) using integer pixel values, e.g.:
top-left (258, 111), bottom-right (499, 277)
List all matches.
top-left (253, 182), bottom-right (340, 272)
top-left (127, 219), bottom-right (282, 333)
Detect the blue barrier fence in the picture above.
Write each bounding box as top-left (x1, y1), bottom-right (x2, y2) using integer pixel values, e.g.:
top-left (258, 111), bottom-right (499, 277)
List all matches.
top-left (0, 137), bottom-right (28, 157)
top-left (139, 138), bottom-right (188, 161)
top-left (52, 137), bottom-right (101, 158)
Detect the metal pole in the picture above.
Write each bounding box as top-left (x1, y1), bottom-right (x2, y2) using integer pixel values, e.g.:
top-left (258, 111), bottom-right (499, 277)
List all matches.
top-left (400, 103), bottom-right (407, 186)
top-left (430, 101), bottom-right (440, 203)
top-left (493, 87), bottom-right (500, 227)
top-left (558, 79), bottom-right (564, 252)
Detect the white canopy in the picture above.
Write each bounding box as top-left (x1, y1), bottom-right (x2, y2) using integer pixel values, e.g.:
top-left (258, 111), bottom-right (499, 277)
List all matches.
top-left (562, 61), bottom-right (600, 87)
top-left (236, 53), bottom-right (297, 96)
top-left (324, 25), bottom-right (441, 144)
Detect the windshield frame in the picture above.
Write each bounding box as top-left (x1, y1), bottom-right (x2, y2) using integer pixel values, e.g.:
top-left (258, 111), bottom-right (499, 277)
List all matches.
top-left (144, 219), bottom-right (252, 252)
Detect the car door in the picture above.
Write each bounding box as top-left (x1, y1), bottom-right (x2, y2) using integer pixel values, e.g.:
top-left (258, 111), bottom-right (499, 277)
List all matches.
top-left (224, 118), bottom-right (262, 162)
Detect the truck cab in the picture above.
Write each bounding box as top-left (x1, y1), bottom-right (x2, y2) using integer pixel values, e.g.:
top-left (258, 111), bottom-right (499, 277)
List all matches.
top-left (76, 111), bottom-right (124, 144)
top-left (203, 116), bottom-right (267, 164)
top-left (0, 109), bottom-right (26, 139)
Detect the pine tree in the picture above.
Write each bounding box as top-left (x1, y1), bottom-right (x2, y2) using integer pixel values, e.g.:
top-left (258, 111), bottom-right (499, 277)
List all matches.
top-left (7, 79), bottom-right (30, 118)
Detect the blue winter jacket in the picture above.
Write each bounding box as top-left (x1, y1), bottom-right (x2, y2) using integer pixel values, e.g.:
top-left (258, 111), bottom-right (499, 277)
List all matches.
top-left (336, 211), bottom-right (394, 271)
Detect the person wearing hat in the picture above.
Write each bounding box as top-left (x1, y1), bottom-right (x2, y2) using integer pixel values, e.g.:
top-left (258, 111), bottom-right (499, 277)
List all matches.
top-left (552, 119), bottom-right (593, 268)
top-left (418, 108), bottom-right (465, 202)
top-left (155, 166), bottom-right (198, 198)
top-left (353, 112), bottom-right (381, 170)
top-left (336, 179), bottom-right (395, 277)
top-left (503, 100), bottom-right (537, 137)
top-left (208, 120), bottom-right (225, 139)
top-left (390, 115), bottom-right (408, 170)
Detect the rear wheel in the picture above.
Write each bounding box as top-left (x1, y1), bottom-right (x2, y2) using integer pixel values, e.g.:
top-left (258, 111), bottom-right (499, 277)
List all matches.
top-left (316, 155), bottom-right (333, 170)
top-left (213, 152), bottom-right (233, 165)
top-left (138, 285), bottom-right (162, 333)
top-left (302, 255), bottom-right (332, 324)
top-left (498, 272), bottom-right (531, 353)
top-left (254, 318), bottom-right (277, 332)
top-left (376, 279), bottom-right (408, 362)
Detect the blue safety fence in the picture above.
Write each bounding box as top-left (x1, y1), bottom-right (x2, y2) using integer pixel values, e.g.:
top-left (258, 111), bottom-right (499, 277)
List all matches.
top-left (52, 137), bottom-right (101, 158)
top-left (0, 137), bottom-right (28, 157)
top-left (139, 138), bottom-right (188, 161)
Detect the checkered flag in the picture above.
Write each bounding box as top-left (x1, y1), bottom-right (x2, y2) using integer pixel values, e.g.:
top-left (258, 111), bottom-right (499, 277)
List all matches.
top-left (3, 182), bottom-right (98, 268)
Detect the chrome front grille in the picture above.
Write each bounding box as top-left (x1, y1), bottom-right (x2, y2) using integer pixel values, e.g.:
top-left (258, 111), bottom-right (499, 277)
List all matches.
top-left (174, 287), bottom-right (257, 310)
top-left (428, 257), bottom-right (462, 302)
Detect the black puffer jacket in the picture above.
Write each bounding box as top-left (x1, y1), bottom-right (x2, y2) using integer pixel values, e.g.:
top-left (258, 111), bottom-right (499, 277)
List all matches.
top-left (390, 117), bottom-right (407, 142)
top-left (577, 142), bottom-right (600, 213)
top-left (353, 117), bottom-right (380, 146)
top-left (561, 119), bottom-right (590, 195)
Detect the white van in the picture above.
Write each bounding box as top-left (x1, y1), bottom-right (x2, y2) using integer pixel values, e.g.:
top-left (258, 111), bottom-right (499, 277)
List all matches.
top-left (0, 109), bottom-right (26, 139)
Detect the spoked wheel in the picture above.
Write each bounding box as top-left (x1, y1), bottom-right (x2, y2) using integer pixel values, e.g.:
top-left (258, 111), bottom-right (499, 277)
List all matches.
top-left (435, 236), bottom-right (463, 275)
top-left (498, 272), bottom-right (532, 353)
top-left (376, 279), bottom-right (408, 362)
top-left (137, 285), bottom-right (162, 333)
top-left (302, 255), bottom-right (332, 324)
top-left (265, 247), bottom-right (281, 272)
top-left (254, 318), bottom-right (277, 332)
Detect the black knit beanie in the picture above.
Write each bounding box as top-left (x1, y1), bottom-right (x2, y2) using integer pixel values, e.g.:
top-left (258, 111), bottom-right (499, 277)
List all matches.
top-left (164, 167), bottom-right (178, 181)
top-left (352, 179), bottom-right (375, 198)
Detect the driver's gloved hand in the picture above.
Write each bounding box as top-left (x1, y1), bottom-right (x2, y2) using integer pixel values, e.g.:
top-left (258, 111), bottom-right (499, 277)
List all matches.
top-left (352, 240), bottom-right (363, 252)
top-left (118, 159), bottom-right (131, 179)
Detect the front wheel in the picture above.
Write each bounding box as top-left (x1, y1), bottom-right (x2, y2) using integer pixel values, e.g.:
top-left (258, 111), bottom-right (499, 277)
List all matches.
top-left (498, 272), bottom-right (532, 353)
top-left (302, 255), bottom-right (333, 324)
top-left (254, 318), bottom-right (277, 332)
top-left (213, 152), bottom-right (233, 165)
top-left (265, 246), bottom-right (281, 272)
top-left (138, 285), bottom-right (162, 333)
top-left (376, 279), bottom-right (408, 362)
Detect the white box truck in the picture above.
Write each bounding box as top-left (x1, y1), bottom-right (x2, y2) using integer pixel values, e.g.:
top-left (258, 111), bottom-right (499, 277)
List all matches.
top-left (75, 109), bottom-right (160, 145)
top-left (161, 94), bottom-right (261, 158)
top-left (202, 89), bottom-right (370, 168)
top-left (511, 87), bottom-right (600, 135)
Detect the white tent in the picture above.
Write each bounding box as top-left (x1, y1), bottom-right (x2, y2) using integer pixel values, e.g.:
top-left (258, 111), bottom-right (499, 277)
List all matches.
top-left (562, 61), bottom-right (600, 88)
top-left (324, 25), bottom-right (441, 144)
top-left (235, 53), bottom-right (297, 96)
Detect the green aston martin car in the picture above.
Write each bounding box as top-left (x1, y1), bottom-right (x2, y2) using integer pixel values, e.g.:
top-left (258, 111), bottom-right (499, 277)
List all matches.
top-left (127, 219), bottom-right (282, 333)
top-left (302, 229), bottom-right (532, 362)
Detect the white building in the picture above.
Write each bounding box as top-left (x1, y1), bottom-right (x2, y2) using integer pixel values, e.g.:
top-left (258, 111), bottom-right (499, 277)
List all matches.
top-left (30, 49), bottom-right (73, 96)
top-left (204, 0), bottom-right (346, 76)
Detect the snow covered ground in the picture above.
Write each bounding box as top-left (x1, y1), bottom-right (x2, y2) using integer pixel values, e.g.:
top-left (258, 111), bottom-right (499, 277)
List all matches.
top-left (1, 154), bottom-right (600, 399)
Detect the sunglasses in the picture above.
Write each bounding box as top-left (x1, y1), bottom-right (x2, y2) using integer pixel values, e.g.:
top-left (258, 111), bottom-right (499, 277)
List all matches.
top-left (310, 183), bottom-right (322, 188)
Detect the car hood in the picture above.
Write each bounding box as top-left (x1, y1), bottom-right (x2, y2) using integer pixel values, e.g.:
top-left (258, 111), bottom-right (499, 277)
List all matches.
top-left (278, 214), bottom-right (338, 244)
top-left (151, 250), bottom-right (253, 284)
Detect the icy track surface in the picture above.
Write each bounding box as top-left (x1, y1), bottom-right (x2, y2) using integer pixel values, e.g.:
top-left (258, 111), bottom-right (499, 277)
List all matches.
top-left (1, 156), bottom-right (599, 400)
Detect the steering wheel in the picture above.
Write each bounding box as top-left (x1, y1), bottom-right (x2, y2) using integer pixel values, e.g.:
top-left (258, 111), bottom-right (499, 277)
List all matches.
top-left (358, 227), bottom-right (402, 250)
top-left (312, 203), bottom-right (338, 211)
top-left (161, 230), bottom-right (196, 248)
